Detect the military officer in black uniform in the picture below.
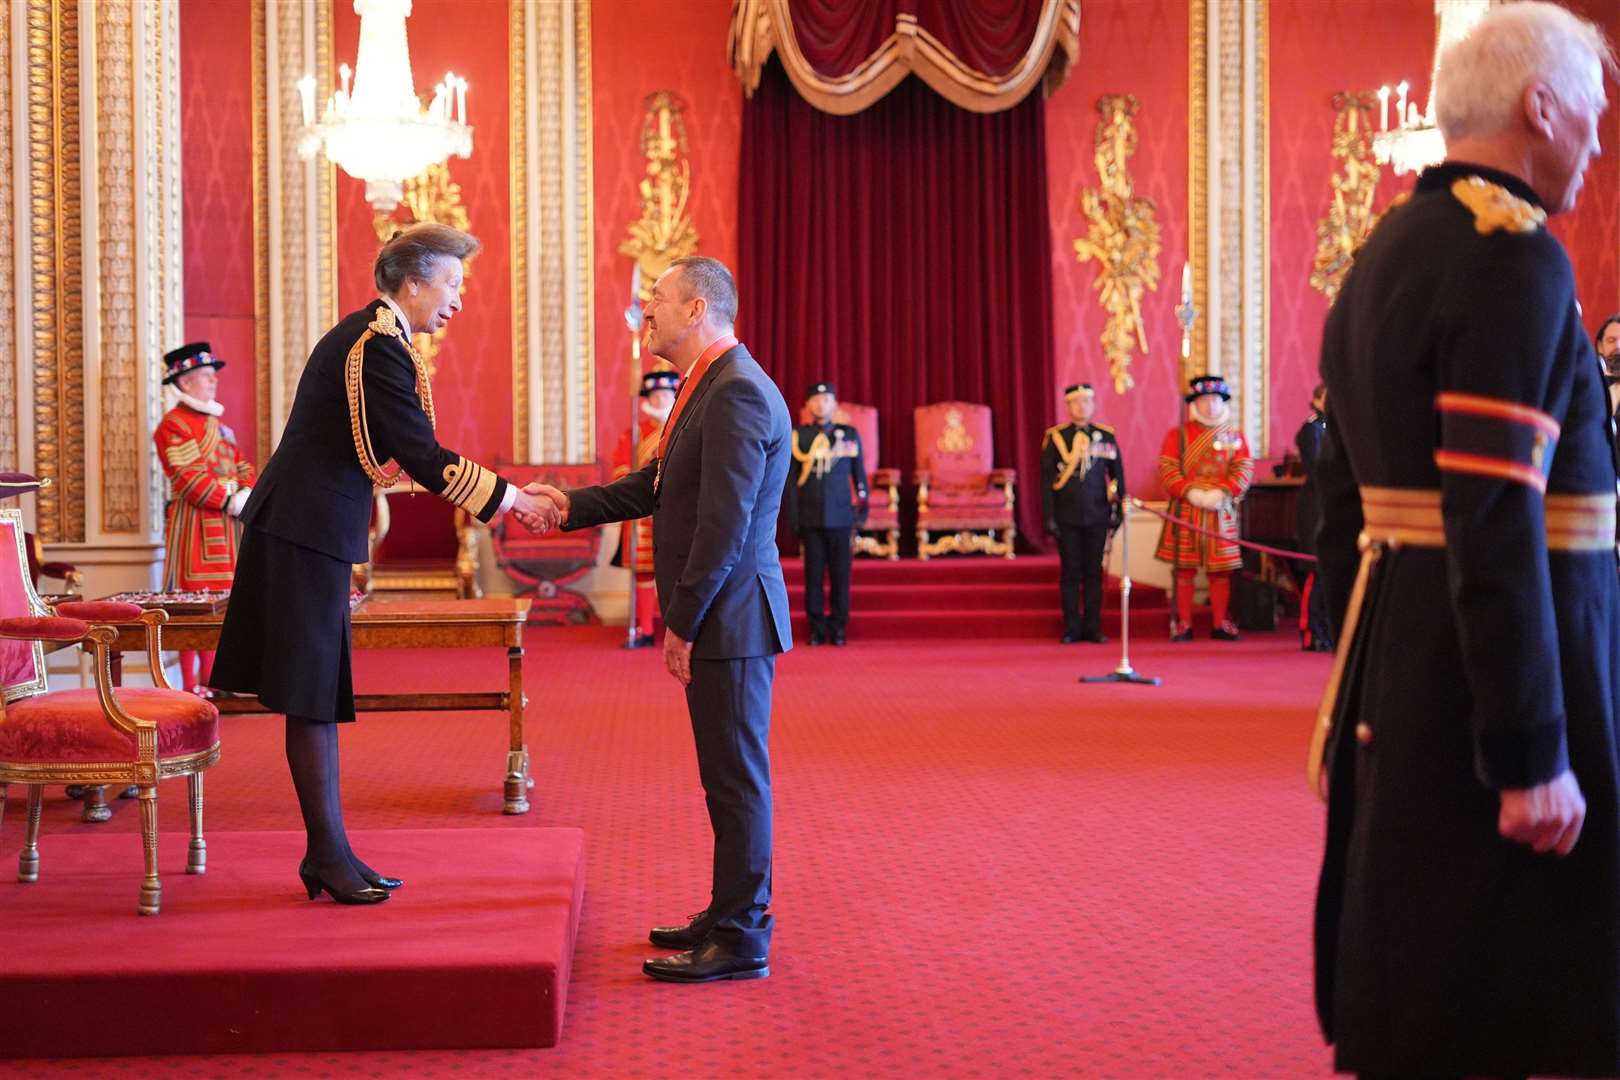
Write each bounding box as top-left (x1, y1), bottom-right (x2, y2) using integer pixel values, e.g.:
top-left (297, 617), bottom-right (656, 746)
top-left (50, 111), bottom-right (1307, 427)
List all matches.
top-left (1041, 382), bottom-right (1124, 644)
top-left (784, 381), bottom-right (867, 646)
top-left (1310, 6), bottom-right (1620, 1076)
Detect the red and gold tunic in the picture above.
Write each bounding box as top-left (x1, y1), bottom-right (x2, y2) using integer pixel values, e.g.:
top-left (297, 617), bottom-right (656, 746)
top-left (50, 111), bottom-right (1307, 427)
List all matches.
top-left (155, 405), bottom-right (256, 589)
top-left (611, 415), bottom-right (661, 575)
top-left (1153, 419), bottom-right (1254, 572)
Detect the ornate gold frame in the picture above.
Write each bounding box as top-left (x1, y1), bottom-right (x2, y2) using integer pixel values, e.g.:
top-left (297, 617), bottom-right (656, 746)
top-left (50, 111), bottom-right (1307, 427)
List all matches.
top-left (0, 511), bottom-right (48, 703)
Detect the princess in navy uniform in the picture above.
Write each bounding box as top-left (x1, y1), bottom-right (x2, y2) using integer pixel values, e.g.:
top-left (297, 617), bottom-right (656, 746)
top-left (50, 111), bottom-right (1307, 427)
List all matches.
top-left (212, 225), bottom-right (552, 905)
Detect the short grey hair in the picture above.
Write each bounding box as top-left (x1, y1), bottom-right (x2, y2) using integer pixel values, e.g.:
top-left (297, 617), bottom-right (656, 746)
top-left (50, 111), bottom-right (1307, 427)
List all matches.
top-left (373, 223), bottom-right (481, 294)
top-left (1436, 1), bottom-right (1614, 143)
top-left (669, 256), bottom-right (738, 329)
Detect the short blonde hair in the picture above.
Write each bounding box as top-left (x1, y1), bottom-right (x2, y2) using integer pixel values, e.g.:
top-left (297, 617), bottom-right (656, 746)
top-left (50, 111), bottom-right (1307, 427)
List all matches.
top-left (1436, 2), bottom-right (1614, 142)
top-left (373, 223), bottom-right (480, 294)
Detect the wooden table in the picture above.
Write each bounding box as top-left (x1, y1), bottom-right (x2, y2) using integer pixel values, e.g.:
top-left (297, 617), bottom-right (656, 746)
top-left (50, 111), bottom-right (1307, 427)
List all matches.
top-left (89, 597), bottom-right (536, 817)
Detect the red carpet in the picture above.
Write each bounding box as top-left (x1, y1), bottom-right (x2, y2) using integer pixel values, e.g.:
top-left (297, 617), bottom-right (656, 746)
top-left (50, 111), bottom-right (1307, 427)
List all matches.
top-left (0, 827), bottom-right (584, 1056)
top-left (0, 625), bottom-right (1336, 1076)
top-left (783, 554), bottom-right (1171, 640)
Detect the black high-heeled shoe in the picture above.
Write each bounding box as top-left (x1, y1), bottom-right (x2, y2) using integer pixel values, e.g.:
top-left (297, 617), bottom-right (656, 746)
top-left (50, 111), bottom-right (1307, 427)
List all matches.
top-left (359, 868), bottom-right (404, 890)
top-left (299, 859), bottom-right (390, 905)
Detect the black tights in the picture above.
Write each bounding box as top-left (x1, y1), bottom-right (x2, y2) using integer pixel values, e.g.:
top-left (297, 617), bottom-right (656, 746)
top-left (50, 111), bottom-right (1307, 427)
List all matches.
top-left (285, 715), bottom-right (379, 891)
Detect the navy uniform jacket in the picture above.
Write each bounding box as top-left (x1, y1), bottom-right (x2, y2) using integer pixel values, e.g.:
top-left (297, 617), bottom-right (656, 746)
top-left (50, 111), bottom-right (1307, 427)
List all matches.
top-left (1313, 162), bottom-right (1620, 1077)
top-left (240, 299), bottom-right (508, 562)
top-left (1294, 410), bottom-right (1326, 556)
top-left (783, 422), bottom-right (867, 531)
top-left (1039, 422), bottom-right (1124, 529)
top-left (566, 343), bottom-right (793, 660)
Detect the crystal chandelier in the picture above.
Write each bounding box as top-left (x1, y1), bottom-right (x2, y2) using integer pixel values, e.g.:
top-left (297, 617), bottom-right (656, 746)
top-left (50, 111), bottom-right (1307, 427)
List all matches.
top-left (296, 0), bottom-right (472, 212)
top-left (1372, 0), bottom-right (1494, 176)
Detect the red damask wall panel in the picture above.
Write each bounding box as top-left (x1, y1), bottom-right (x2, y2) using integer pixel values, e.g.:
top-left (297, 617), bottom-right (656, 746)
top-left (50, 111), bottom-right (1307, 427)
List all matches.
top-left (332, 0), bottom-right (512, 468)
top-left (1046, 0), bottom-right (1189, 497)
top-left (180, 0), bottom-right (258, 462)
top-left (1548, 0), bottom-right (1620, 334)
top-left (590, 0), bottom-right (741, 466)
top-left (1269, 0), bottom-right (1434, 461)
top-left (1271, 0), bottom-right (1620, 456)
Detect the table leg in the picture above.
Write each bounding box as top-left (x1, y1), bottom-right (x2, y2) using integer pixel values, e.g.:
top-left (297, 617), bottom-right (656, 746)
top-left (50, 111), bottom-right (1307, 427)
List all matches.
top-left (503, 645), bottom-right (530, 815)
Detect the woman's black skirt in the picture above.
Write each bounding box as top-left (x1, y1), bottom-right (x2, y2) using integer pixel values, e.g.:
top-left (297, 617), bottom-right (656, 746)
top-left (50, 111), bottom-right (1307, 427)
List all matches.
top-left (211, 524), bottom-right (355, 723)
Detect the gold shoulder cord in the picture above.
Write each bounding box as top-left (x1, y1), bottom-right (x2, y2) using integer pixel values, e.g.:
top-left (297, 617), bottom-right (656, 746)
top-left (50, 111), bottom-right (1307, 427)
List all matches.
top-left (345, 305), bottom-right (436, 488)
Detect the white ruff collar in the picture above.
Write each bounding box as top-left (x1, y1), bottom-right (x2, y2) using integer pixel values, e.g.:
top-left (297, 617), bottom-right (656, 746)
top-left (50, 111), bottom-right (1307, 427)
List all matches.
top-left (641, 401), bottom-right (673, 423)
top-left (176, 391), bottom-right (223, 417)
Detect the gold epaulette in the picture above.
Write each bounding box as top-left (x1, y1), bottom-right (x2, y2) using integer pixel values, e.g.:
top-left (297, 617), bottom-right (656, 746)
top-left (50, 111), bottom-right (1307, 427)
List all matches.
top-left (1450, 176), bottom-right (1546, 236)
top-left (346, 304), bottom-right (436, 488)
top-left (1042, 423), bottom-right (1064, 447)
top-left (1091, 422), bottom-right (1115, 435)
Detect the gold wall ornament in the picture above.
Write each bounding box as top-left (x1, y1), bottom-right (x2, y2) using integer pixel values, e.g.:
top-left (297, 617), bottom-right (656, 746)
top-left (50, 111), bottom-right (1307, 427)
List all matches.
top-left (619, 92), bottom-right (699, 302)
top-left (1073, 94), bottom-right (1162, 396)
top-left (372, 161), bottom-right (471, 379)
top-left (1310, 92), bottom-right (1382, 305)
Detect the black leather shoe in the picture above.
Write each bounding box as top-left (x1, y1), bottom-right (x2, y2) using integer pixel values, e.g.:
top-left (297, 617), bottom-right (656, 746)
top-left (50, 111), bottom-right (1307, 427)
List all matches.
top-left (1170, 625), bottom-right (1194, 643)
top-left (809, 630), bottom-right (826, 646)
top-left (643, 940), bottom-right (769, 983)
top-left (360, 869), bottom-right (404, 890)
top-left (1080, 630), bottom-right (1108, 643)
top-left (1060, 633), bottom-right (1078, 644)
top-left (832, 633), bottom-right (846, 646)
top-left (299, 859), bottom-right (389, 905)
top-left (1211, 622), bottom-right (1241, 641)
top-left (649, 910), bottom-right (710, 950)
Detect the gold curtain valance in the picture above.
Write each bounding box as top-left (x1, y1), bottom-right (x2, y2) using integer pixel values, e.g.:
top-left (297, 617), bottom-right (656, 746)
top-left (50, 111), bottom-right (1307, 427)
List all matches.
top-left (728, 0), bottom-right (1081, 116)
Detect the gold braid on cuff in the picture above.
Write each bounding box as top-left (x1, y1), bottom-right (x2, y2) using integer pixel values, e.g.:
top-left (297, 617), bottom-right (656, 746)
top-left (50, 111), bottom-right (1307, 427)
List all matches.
top-left (345, 306), bottom-right (437, 488)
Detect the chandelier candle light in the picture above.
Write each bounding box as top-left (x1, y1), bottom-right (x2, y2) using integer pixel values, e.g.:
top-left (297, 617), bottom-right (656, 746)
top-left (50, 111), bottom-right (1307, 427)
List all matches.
top-left (1372, 0), bottom-right (1494, 176)
top-left (297, 0), bottom-right (472, 212)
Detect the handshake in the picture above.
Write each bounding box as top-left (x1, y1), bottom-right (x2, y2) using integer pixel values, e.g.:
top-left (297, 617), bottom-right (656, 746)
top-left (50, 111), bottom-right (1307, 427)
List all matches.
top-left (508, 482), bottom-right (571, 534)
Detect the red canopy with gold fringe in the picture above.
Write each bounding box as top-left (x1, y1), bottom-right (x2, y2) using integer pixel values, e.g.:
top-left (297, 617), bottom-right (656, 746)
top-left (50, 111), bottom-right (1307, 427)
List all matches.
top-left (729, 0), bottom-right (1081, 115)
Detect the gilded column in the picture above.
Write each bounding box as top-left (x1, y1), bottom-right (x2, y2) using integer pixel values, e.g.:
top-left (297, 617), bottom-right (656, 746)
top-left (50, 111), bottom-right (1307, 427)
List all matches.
top-left (26, 0), bottom-right (84, 543)
top-left (0, 2), bottom-right (14, 475)
top-left (256, 0), bottom-right (335, 455)
top-left (1190, 0), bottom-right (1269, 454)
top-left (511, 0), bottom-right (594, 463)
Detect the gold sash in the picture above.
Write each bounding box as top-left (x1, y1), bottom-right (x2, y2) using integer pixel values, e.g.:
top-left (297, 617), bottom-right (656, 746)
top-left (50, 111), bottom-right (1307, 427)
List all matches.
top-left (1307, 486), bottom-right (1617, 799)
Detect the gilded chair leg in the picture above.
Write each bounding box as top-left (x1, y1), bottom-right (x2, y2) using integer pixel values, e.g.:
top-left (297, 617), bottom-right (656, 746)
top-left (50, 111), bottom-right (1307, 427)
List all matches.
top-left (18, 784), bottom-right (43, 882)
top-left (186, 773), bottom-right (206, 874)
top-left (916, 529), bottom-right (930, 561)
top-left (887, 529), bottom-right (900, 560)
top-left (137, 786), bottom-right (161, 915)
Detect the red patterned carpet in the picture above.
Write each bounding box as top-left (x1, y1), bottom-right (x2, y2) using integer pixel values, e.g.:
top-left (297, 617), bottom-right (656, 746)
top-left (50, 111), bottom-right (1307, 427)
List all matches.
top-left (0, 623), bottom-right (1336, 1077)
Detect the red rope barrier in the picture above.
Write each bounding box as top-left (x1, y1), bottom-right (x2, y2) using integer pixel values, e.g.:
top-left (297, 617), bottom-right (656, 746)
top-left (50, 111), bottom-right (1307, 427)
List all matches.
top-left (1130, 497), bottom-right (1317, 563)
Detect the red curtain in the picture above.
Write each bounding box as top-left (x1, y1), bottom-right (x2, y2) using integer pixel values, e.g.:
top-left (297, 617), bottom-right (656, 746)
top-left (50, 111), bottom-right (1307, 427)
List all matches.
top-left (786, 0), bottom-right (1045, 78)
top-left (737, 58), bottom-right (1055, 551)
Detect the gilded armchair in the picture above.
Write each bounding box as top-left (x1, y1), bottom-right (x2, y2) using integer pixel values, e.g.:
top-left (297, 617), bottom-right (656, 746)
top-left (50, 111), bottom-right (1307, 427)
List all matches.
top-left (912, 401), bottom-right (1016, 559)
top-left (352, 484), bottom-right (480, 599)
top-left (0, 507), bottom-right (219, 915)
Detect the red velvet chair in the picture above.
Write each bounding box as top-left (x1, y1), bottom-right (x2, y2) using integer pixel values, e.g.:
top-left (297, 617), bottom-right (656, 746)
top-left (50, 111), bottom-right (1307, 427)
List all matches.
top-left (352, 485), bottom-right (480, 599)
top-left (24, 531), bottom-right (81, 599)
top-left (912, 401), bottom-right (1016, 559)
top-left (795, 401), bottom-right (900, 559)
top-left (0, 507), bottom-right (219, 915)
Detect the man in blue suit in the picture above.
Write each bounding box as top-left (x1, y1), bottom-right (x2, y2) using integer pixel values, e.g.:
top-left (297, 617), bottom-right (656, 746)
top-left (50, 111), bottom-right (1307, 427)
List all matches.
top-left (534, 256), bottom-right (792, 982)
